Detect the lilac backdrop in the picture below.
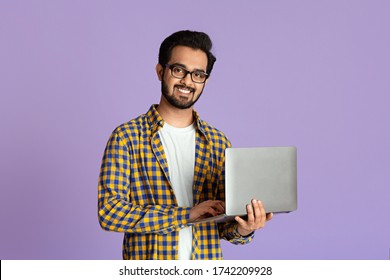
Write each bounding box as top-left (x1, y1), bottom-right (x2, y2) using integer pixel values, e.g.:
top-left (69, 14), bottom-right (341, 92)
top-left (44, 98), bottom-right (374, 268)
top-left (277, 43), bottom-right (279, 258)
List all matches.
top-left (1, 0), bottom-right (389, 260)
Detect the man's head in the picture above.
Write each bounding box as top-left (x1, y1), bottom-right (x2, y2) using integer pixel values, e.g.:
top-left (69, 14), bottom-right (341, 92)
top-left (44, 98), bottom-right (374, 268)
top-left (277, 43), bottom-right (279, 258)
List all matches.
top-left (156, 30), bottom-right (216, 110)
top-left (158, 30), bottom-right (216, 75)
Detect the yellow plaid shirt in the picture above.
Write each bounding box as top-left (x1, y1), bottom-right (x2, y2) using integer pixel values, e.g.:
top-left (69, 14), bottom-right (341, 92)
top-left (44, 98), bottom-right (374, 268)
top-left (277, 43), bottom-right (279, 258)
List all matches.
top-left (98, 105), bottom-right (253, 259)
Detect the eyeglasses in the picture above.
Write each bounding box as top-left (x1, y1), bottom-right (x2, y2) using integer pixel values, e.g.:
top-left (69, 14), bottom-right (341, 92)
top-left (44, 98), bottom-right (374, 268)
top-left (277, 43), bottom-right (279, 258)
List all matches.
top-left (165, 64), bottom-right (209, 84)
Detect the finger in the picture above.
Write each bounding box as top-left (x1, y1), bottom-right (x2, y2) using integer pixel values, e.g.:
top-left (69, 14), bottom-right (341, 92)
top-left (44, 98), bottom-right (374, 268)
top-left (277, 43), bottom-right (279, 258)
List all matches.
top-left (213, 201), bottom-right (225, 213)
top-left (205, 205), bottom-right (219, 217)
top-left (204, 200), bottom-right (225, 208)
top-left (190, 201), bottom-right (224, 222)
top-left (258, 200), bottom-right (266, 223)
top-left (203, 200), bottom-right (224, 214)
top-left (246, 203), bottom-right (255, 224)
top-left (216, 200), bottom-right (226, 208)
top-left (266, 212), bottom-right (273, 221)
top-left (252, 199), bottom-right (262, 219)
top-left (234, 215), bottom-right (247, 226)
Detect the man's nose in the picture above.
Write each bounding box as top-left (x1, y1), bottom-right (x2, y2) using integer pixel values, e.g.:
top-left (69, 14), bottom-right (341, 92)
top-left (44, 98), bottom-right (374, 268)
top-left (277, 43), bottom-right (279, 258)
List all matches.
top-left (180, 72), bottom-right (193, 85)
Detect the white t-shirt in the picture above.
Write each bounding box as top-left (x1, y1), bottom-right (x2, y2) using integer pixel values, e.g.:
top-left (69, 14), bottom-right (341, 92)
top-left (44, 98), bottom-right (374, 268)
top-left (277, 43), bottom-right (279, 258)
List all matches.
top-left (158, 122), bottom-right (195, 260)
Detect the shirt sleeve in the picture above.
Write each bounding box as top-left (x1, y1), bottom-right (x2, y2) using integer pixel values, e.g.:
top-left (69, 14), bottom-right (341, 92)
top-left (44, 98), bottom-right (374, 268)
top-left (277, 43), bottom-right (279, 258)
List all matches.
top-left (218, 221), bottom-right (254, 244)
top-left (98, 130), bottom-right (191, 235)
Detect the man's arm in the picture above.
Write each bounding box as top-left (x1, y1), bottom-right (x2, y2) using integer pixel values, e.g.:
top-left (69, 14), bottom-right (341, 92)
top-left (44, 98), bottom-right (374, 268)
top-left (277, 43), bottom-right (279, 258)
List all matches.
top-left (98, 131), bottom-right (191, 235)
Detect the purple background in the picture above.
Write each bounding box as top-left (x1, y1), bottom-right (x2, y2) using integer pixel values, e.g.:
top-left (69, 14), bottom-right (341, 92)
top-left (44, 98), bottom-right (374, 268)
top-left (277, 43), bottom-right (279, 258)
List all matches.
top-left (1, 0), bottom-right (389, 260)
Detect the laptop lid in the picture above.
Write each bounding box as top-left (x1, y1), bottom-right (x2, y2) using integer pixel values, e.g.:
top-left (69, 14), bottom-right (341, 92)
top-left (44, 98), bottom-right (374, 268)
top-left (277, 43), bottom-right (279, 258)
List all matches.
top-left (225, 146), bottom-right (297, 215)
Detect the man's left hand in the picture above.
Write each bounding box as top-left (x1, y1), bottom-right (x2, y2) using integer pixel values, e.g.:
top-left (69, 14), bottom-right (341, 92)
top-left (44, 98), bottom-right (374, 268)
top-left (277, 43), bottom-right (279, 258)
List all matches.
top-left (235, 199), bottom-right (273, 236)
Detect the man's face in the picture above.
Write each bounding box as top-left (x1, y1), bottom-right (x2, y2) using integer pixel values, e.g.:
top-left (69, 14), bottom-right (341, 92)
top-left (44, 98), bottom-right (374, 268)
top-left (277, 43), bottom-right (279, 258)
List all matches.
top-left (157, 46), bottom-right (208, 109)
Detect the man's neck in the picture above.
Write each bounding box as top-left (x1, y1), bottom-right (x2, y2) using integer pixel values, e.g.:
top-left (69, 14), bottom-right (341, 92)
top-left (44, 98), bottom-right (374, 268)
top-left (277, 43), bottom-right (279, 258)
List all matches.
top-left (157, 98), bottom-right (194, 128)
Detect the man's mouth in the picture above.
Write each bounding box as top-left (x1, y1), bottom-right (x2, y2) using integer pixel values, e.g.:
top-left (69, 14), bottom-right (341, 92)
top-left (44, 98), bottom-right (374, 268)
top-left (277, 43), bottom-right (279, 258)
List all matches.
top-left (175, 85), bottom-right (194, 95)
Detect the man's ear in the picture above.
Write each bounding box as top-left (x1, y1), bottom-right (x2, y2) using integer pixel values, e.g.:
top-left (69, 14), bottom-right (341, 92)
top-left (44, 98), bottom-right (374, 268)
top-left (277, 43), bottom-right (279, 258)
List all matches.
top-left (156, 64), bottom-right (164, 81)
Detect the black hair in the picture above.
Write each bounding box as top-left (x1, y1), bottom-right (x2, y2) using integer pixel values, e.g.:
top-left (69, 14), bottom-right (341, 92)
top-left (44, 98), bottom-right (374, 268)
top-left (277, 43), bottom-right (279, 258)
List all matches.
top-left (158, 30), bottom-right (217, 75)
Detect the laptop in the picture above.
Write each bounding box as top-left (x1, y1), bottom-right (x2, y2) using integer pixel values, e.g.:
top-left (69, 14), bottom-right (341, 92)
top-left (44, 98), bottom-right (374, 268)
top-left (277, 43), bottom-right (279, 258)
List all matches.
top-left (190, 146), bottom-right (297, 224)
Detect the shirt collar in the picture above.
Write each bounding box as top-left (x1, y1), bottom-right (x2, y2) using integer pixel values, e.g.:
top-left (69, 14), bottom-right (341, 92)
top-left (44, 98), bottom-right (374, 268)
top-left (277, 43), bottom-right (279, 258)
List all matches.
top-left (146, 104), bottom-right (209, 141)
top-left (192, 109), bottom-right (208, 139)
top-left (146, 104), bottom-right (164, 133)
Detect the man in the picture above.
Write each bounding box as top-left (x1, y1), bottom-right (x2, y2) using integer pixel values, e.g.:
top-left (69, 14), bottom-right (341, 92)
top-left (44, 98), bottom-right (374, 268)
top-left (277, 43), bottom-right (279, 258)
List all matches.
top-left (98, 30), bottom-right (272, 260)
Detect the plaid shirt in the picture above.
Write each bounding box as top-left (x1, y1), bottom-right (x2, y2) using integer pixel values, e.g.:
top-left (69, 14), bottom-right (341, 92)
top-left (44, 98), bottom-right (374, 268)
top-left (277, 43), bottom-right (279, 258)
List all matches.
top-left (98, 105), bottom-right (253, 260)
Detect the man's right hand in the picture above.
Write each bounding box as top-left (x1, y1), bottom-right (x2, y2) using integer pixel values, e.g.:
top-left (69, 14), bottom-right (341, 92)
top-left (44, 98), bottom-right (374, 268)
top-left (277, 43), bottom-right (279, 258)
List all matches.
top-left (189, 200), bottom-right (225, 222)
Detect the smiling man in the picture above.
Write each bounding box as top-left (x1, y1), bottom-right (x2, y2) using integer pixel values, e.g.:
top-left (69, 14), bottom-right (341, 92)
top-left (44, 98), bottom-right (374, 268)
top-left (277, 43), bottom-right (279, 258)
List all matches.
top-left (98, 30), bottom-right (272, 260)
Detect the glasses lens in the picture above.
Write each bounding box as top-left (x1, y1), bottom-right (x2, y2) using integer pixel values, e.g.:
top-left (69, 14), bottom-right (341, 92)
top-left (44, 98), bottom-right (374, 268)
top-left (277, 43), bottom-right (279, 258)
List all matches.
top-left (192, 71), bottom-right (207, 83)
top-left (171, 66), bottom-right (186, 79)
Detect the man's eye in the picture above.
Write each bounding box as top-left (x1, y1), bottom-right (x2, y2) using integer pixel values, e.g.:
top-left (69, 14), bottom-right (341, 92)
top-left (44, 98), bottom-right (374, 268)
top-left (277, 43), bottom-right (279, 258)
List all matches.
top-left (173, 67), bottom-right (185, 74)
top-left (194, 72), bottom-right (206, 78)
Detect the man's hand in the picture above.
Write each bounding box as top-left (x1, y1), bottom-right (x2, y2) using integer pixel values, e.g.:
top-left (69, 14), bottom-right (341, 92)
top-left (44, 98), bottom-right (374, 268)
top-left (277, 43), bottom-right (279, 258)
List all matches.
top-left (235, 199), bottom-right (273, 236)
top-left (189, 200), bottom-right (225, 222)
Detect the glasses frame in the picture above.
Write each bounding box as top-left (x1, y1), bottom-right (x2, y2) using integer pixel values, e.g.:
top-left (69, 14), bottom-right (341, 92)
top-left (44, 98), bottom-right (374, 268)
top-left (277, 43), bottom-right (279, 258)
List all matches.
top-left (165, 64), bottom-right (209, 84)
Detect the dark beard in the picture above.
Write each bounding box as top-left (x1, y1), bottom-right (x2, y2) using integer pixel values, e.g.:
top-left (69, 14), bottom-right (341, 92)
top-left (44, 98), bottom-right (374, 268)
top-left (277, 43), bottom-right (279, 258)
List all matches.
top-left (161, 79), bottom-right (204, 109)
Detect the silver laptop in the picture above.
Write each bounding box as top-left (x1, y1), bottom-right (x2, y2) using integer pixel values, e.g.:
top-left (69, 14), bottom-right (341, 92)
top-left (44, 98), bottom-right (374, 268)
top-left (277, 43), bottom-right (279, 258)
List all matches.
top-left (191, 147), bottom-right (297, 224)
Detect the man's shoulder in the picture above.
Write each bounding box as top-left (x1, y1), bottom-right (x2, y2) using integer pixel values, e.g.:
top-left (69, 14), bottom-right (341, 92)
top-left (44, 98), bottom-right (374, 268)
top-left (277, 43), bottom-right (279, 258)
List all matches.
top-left (198, 118), bottom-right (231, 146)
top-left (112, 113), bottom-right (150, 137)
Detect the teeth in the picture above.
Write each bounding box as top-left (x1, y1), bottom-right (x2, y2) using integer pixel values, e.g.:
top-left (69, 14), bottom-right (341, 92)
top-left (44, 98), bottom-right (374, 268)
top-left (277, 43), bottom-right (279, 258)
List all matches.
top-left (177, 87), bottom-right (191, 94)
